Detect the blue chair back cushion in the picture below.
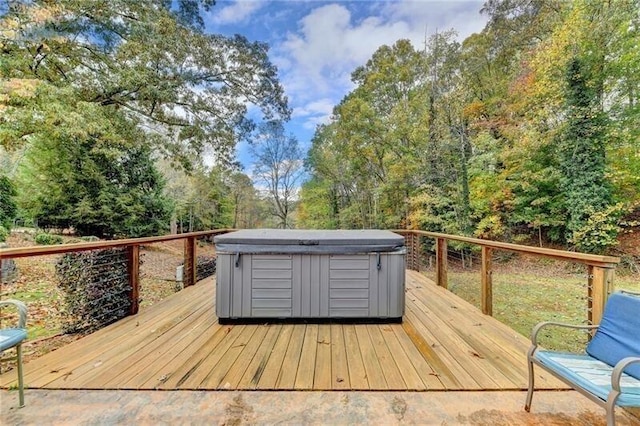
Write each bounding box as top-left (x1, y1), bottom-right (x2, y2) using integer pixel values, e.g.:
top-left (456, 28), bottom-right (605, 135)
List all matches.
top-left (0, 328), bottom-right (28, 351)
top-left (586, 292), bottom-right (640, 380)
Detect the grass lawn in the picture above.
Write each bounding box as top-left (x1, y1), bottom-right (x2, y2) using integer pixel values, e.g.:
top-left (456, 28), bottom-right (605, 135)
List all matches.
top-left (444, 266), bottom-right (640, 353)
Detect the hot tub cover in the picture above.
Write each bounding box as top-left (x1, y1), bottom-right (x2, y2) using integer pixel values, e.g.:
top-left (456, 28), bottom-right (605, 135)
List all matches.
top-left (214, 229), bottom-right (404, 254)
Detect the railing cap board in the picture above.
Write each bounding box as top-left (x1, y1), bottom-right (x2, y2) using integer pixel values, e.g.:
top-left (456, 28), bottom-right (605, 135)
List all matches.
top-left (0, 229), bottom-right (234, 259)
top-left (2, 229), bottom-right (620, 268)
top-left (392, 230), bottom-right (619, 268)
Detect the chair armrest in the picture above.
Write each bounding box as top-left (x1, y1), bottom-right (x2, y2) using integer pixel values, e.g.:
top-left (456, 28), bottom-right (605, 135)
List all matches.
top-left (0, 299), bottom-right (27, 328)
top-left (530, 321), bottom-right (598, 346)
top-left (612, 357), bottom-right (640, 392)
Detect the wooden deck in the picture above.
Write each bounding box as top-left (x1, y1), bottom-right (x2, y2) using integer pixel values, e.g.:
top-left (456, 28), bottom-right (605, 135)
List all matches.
top-left (1, 270), bottom-right (564, 391)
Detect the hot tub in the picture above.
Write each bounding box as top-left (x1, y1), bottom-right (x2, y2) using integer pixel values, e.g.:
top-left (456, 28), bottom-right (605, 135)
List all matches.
top-left (214, 229), bottom-right (405, 321)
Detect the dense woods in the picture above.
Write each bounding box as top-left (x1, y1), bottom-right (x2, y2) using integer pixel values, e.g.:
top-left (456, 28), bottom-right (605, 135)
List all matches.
top-left (298, 0), bottom-right (640, 254)
top-left (1, 1), bottom-right (638, 255)
top-left (1, 0), bottom-right (288, 237)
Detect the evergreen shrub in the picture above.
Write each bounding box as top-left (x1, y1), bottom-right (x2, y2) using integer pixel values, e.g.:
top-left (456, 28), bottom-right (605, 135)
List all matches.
top-left (56, 248), bottom-right (131, 333)
top-left (35, 233), bottom-right (63, 245)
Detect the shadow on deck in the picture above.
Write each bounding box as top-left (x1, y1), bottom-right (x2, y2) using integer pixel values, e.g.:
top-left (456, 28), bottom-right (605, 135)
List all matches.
top-left (0, 270), bottom-right (565, 391)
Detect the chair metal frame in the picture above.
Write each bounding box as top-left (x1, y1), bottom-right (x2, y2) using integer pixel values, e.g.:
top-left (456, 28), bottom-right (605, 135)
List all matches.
top-left (0, 299), bottom-right (27, 408)
top-left (525, 290), bottom-right (640, 426)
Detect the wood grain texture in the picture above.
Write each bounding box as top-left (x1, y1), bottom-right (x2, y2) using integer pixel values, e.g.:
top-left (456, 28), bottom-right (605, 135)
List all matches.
top-left (0, 270), bottom-right (567, 391)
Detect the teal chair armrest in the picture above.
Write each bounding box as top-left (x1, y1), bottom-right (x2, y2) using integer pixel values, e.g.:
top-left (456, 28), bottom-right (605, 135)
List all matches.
top-left (0, 299), bottom-right (27, 328)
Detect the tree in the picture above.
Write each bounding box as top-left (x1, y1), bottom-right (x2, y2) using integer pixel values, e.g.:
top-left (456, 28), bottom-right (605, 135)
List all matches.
top-left (17, 132), bottom-right (173, 238)
top-left (0, 175), bottom-right (18, 230)
top-left (251, 121), bottom-right (303, 228)
top-left (163, 165), bottom-right (231, 232)
top-left (1, 0), bottom-right (289, 164)
top-left (560, 57), bottom-right (612, 252)
top-left (300, 37), bottom-right (474, 233)
top-left (297, 123), bottom-right (349, 229)
top-left (302, 40), bottom-right (429, 229)
top-left (227, 172), bottom-right (259, 228)
top-left (1, 0), bottom-right (290, 237)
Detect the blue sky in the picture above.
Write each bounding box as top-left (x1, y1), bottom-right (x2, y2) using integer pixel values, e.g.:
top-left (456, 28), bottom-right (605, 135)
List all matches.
top-left (203, 0), bottom-right (488, 171)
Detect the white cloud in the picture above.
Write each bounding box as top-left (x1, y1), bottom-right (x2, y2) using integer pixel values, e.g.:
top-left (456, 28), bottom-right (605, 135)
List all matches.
top-left (292, 98), bottom-right (335, 128)
top-left (277, 4), bottom-right (413, 98)
top-left (211, 0), bottom-right (265, 25)
top-left (382, 0), bottom-right (487, 42)
top-left (274, 1), bottom-right (487, 126)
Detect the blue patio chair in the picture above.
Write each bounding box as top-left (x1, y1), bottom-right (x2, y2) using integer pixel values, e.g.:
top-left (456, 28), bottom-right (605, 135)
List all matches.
top-left (0, 299), bottom-right (28, 408)
top-left (525, 290), bottom-right (640, 426)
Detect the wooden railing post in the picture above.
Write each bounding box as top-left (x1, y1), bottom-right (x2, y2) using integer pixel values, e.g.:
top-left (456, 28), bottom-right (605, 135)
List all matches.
top-left (408, 232), bottom-right (414, 270)
top-left (481, 247), bottom-right (493, 316)
top-left (184, 236), bottom-right (197, 287)
top-left (588, 265), bottom-right (614, 325)
top-left (435, 237), bottom-right (448, 289)
top-left (414, 234), bottom-right (420, 271)
top-left (128, 244), bottom-right (140, 315)
top-left (410, 232), bottom-right (417, 271)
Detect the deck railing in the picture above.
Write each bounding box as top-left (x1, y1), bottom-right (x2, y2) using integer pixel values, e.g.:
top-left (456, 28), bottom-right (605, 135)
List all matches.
top-left (1, 228), bottom-right (620, 325)
top-left (0, 229), bottom-right (233, 315)
top-left (394, 230), bottom-right (620, 325)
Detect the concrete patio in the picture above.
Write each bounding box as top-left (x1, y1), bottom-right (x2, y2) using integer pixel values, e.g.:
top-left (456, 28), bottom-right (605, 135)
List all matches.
top-left (3, 389), bottom-right (639, 425)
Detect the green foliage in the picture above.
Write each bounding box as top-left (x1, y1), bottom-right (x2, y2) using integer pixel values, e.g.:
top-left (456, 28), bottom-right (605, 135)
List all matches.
top-left (56, 248), bottom-right (131, 333)
top-left (0, 175), bottom-right (17, 229)
top-left (407, 185), bottom-right (460, 234)
top-left (299, 1), bottom-right (638, 256)
top-left (161, 160), bottom-right (271, 232)
top-left (0, 1), bottom-right (289, 163)
top-left (571, 204), bottom-right (627, 254)
top-left (1, 0), bottom-right (289, 240)
top-left (166, 165), bottom-right (240, 232)
top-left (34, 233), bottom-right (63, 245)
top-left (297, 179), bottom-right (340, 229)
top-left (0, 225), bottom-right (8, 242)
top-left (301, 39), bottom-right (448, 230)
top-left (19, 139), bottom-right (173, 238)
top-left (560, 57), bottom-right (612, 250)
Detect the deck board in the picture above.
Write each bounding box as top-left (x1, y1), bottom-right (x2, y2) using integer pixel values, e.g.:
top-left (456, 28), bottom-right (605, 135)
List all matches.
top-left (329, 324), bottom-right (350, 390)
top-left (255, 324), bottom-right (293, 390)
top-left (343, 324), bottom-right (369, 389)
top-left (367, 325), bottom-right (405, 389)
top-left (295, 324), bottom-right (318, 389)
top-left (378, 324), bottom-right (426, 390)
top-left (0, 271), bottom-right (567, 391)
top-left (314, 324), bottom-right (332, 389)
top-left (275, 325), bottom-right (305, 389)
top-left (238, 324), bottom-right (282, 389)
top-left (218, 324), bottom-right (268, 389)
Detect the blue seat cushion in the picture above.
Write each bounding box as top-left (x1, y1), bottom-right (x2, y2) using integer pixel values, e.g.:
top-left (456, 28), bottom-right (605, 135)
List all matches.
top-left (586, 292), bottom-right (640, 380)
top-left (0, 328), bottom-right (27, 351)
top-left (535, 351), bottom-right (640, 406)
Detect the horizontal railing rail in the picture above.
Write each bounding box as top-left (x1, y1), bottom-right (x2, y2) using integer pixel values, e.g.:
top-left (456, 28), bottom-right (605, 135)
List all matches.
top-left (0, 229), bottom-right (234, 316)
top-left (0, 230), bottom-right (234, 259)
top-left (1, 228), bottom-right (621, 326)
top-left (393, 230), bottom-right (620, 325)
